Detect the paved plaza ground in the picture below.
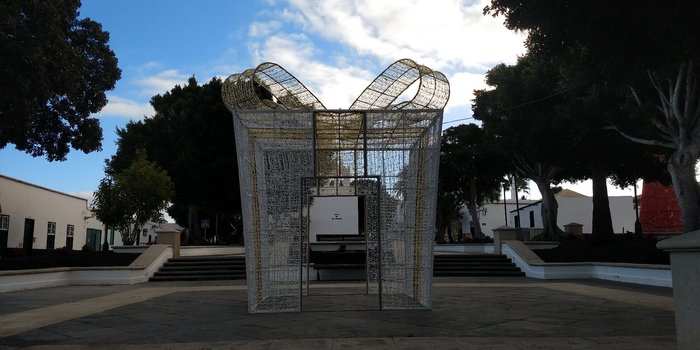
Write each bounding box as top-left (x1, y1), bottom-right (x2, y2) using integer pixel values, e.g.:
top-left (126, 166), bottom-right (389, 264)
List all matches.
top-left (0, 277), bottom-right (675, 349)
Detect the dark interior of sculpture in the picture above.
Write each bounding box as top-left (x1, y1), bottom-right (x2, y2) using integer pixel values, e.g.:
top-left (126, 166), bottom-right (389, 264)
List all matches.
top-left (222, 59), bottom-right (449, 313)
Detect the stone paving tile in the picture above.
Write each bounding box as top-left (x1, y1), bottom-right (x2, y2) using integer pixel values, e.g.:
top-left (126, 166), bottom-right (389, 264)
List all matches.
top-left (0, 280), bottom-right (676, 349)
top-left (0, 285), bottom-right (139, 316)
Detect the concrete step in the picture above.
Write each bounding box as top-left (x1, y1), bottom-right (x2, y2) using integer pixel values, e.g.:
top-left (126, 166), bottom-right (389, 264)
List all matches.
top-left (149, 255), bottom-right (247, 282)
top-left (433, 265), bottom-right (520, 272)
top-left (432, 253), bottom-right (524, 277)
top-left (434, 270), bottom-right (526, 277)
top-left (149, 274), bottom-right (246, 281)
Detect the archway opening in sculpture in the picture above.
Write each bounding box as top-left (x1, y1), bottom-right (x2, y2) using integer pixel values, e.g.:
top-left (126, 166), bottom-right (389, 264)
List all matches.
top-left (301, 176), bottom-right (381, 311)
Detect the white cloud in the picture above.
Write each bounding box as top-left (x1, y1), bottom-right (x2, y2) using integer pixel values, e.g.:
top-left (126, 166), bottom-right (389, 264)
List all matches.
top-left (245, 0), bottom-right (525, 116)
top-left (96, 95), bottom-right (154, 120)
top-left (251, 33), bottom-right (375, 108)
top-left (279, 0), bottom-right (525, 71)
top-left (445, 71), bottom-right (489, 113)
top-left (249, 21), bottom-right (282, 37)
top-left (137, 69), bottom-right (189, 96)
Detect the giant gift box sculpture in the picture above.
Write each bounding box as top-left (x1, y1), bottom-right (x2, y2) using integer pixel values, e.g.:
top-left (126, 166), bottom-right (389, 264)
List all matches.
top-left (222, 59), bottom-right (449, 312)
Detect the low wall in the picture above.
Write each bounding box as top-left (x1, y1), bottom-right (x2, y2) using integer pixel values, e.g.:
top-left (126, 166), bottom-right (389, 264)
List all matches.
top-left (434, 244), bottom-right (494, 254)
top-left (0, 245), bottom-right (173, 293)
top-left (503, 240), bottom-right (672, 287)
top-left (434, 242), bottom-right (558, 254)
top-left (180, 246), bottom-right (244, 256)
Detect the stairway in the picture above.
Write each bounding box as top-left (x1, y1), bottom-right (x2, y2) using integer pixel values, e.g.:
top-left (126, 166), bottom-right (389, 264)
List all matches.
top-left (149, 255), bottom-right (246, 281)
top-left (433, 254), bottom-right (525, 277)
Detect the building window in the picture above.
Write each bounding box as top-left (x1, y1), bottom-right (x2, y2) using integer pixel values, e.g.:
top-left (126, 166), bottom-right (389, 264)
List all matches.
top-left (47, 221), bottom-right (56, 250)
top-left (66, 224), bottom-right (75, 250)
top-left (0, 215), bottom-right (9, 230)
top-left (0, 214), bottom-right (9, 248)
top-left (142, 228), bottom-right (148, 236)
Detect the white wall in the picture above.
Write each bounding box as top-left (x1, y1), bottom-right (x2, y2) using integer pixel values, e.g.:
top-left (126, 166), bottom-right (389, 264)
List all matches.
top-left (0, 175), bottom-right (109, 250)
top-left (309, 196), bottom-right (359, 242)
top-left (507, 195), bottom-right (636, 234)
top-left (461, 200), bottom-right (538, 238)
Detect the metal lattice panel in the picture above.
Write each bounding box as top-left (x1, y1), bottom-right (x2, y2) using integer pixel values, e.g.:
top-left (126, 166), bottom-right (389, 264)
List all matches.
top-left (350, 59), bottom-right (450, 111)
top-left (222, 62), bottom-right (326, 111)
top-left (223, 60), bottom-right (447, 313)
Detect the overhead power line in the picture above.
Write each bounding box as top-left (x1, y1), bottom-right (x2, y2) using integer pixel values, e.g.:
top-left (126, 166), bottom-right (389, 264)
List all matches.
top-left (442, 117), bottom-right (474, 125)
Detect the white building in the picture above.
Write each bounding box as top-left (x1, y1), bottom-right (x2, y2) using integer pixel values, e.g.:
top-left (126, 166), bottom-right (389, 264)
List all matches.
top-left (0, 174), bottom-right (123, 251)
top-left (508, 189), bottom-right (636, 234)
top-left (460, 189), bottom-right (637, 238)
top-left (460, 199), bottom-right (538, 238)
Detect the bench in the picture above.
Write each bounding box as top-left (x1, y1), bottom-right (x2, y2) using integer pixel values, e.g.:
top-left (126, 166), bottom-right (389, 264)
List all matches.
top-left (308, 249), bottom-right (366, 281)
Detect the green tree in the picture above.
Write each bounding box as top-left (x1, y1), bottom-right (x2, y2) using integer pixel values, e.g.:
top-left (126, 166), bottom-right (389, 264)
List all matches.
top-left (92, 176), bottom-right (130, 247)
top-left (108, 77), bottom-right (240, 244)
top-left (95, 150), bottom-right (173, 245)
top-left (473, 54), bottom-right (577, 240)
top-left (484, 1), bottom-right (688, 239)
top-left (115, 150), bottom-right (173, 245)
top-left (440, 124), bottom-right (507, 239)
top-left (0, 0), bottom-right (120, 161)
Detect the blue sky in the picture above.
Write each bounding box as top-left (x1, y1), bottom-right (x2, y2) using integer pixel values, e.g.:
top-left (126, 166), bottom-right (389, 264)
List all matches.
top-left (0, 0), bottom-right (637, 201)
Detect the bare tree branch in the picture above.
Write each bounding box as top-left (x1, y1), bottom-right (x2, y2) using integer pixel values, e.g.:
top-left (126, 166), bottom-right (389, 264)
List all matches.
top-left (605, 125), bottom-right (676, 149)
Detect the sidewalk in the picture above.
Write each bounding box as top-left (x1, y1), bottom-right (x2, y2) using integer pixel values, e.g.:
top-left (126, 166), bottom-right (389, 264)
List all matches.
top-left (0, 277), bottom-right (675, 349)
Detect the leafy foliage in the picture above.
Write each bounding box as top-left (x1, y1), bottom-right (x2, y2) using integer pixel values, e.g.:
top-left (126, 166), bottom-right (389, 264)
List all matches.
top-left (107, 77), bottom-right (240, 244)
top-left (473, 54), bottom-right (573, 240)
top-left (0, 0), bottom-right (120, 160)
top-left (94, 150), bottom-right (173, 245)
top-left (439, 124), bottom-right (507, 238)
top-left (483, 1), bottom-right (685, 239)
top-left (92, 176), bottom-right (130, 242)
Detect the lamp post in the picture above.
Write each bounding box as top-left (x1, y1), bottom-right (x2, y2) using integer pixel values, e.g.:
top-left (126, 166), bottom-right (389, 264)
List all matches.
top-left (634, 179), bottom-right (643, 239)
top-left (102, 178), bottom-right (113, 252)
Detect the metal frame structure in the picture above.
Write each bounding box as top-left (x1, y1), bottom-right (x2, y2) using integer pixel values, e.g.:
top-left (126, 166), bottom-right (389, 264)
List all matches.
top-left (222, 60), bottom-right (448, 313)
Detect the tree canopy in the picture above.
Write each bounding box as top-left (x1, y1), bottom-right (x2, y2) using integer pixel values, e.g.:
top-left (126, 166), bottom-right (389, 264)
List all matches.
top-left (0, 0), bottom-right (120, 161)
top-left (473, 54), bottom-right (576, 240)
top-left (108, 77), bottom-right (241, 244)
top-left (93, 150), bottom-right (173, 245)
top-left (440, 124), bottom-right (507, 238)
top-left (483, 1), bottom-right (688, 238)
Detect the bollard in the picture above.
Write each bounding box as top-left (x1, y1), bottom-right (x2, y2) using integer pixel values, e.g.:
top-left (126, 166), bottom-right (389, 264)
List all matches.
top-left (493, 226), bottom-right (517, 255)
top-left (657, 230), bottom-right (700, 350)
top-left (156, 229), bottom-right (181, 257)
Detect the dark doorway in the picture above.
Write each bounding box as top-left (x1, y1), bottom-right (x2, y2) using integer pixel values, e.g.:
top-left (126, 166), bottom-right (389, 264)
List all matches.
top-left (23, 218), bottom-right (35, 254)
top-left (46, 234), bottom-right (55, 250)
top-left (86, 228), bottom-right (102, 251)
top-left (0, 215), bottom-right (8, 247)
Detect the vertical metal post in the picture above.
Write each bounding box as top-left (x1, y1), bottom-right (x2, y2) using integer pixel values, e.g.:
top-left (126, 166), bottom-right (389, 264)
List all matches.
top-left (513, 174), bottom-right (520, 228)
top-left (377, 176), bottom-right (382, 310)
top-left (299, 177), bottom-right (304, 311)
top-left (312, 112), bottom-right (318, 177)
top-left (503, 183), bottom-right (508, 225)
top-left (363, 112), bottom-right (368, 177)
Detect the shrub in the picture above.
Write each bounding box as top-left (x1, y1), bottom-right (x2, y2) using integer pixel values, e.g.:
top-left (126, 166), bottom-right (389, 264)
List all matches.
top-left (55, 246), bottom-right (71, 255)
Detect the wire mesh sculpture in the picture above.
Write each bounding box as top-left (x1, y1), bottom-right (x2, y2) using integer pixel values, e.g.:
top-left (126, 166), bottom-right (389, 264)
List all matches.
top-left (222, 59), bottom-right (448, 313)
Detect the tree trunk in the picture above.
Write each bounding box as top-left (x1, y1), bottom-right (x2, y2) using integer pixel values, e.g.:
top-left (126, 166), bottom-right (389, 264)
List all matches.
top-left (468, 177), bottom-right (485, 238)
top-left (591, 166), bottom-right (614, 243)
top-left (187, 204), bottom-right (202, 244)
top-left (668, 149), bottom-right (700, 233)
top-left (435, 208), bottom-right (446, 243)
top-left (534, 178), bottom-right (564, 241)
top-left (134, 223), bottom-right (141, 245)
